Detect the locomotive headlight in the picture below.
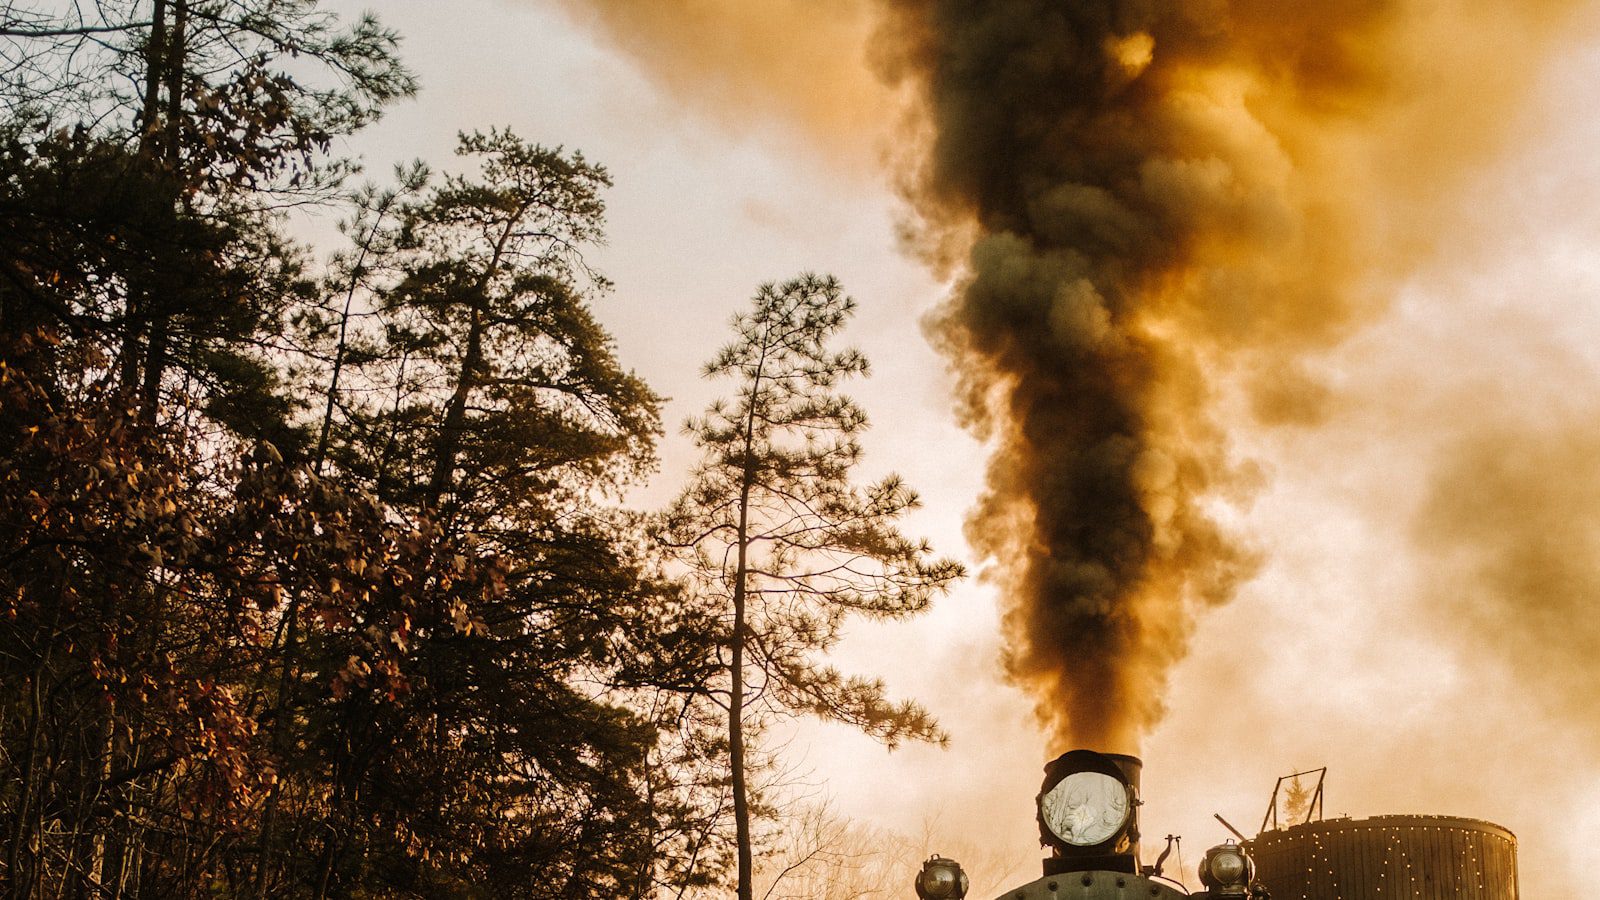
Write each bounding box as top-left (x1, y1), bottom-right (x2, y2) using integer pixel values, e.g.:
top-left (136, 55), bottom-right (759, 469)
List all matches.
top-left (1040, 771), bottom-right (1130, 846)
top-left (1035, 750), bottom-right (1139, 862)
top-left (1209, 850), bottom-right (1245, 881)
top-left (1198, 840), bottom-right (1254, 896)
top-left (914, 856), bottom-right (968, 900)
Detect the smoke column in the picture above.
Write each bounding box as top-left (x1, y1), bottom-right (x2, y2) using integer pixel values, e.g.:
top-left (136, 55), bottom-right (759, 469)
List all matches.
top-left (870, 0), bottom-right (1596, 752)
top-left (871, 1), bottom-right (1408, 752)
top-left (549, 0), bottom-right (1590, 753)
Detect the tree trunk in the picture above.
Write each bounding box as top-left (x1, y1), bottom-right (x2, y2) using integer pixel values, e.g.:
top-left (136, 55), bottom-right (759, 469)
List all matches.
top-left (136, 0), bottom-right (166, 150)
top-left (86, 698), bottom-right (117, 893)
top-left (162, 0), bottom-right (186, 166)
top-left (729, 569), bottom-right (752, 900)
top-left (139, 0), bottom-right (186, 422)
top-left (5, 669), bottom-right (44, 900)
top-left (425, 216), bottom-right (518, 508)
top-left (251, 597), bottom-right (303, 899)
top-left (131, 0), bottom-right (186, 421)
top-left (118, 2), bottom-right (167, 399)
top-left (139, 315), bottom-right (167, 423)
top-left (729, 352), bottom-right (766, 900)
top-left (313, 212), bottom-right (388, 476)
top-left (425, 301), bottom-right (483, 507)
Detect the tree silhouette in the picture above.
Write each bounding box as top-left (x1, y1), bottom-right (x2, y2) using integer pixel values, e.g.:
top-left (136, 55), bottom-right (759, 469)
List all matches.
top-left (665, 274), bottom-right (964, 900)
top-left (1283, 775), bottom-right (1311, 825)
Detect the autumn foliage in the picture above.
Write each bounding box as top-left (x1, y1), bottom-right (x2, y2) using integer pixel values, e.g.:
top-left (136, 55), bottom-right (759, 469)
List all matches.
top-left (0, 3), bottom-right (956, 897)
top-left (0, 332), bottom-right (512, 893)
top-left (0, 0), bottom-right (691, 893)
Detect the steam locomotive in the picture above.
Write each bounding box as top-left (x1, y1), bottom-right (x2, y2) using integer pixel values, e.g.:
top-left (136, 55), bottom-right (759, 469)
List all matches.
top-left (914, 750), bottom-right (1258, 900)
top-left (913, 749), bottom-right (1519, 900)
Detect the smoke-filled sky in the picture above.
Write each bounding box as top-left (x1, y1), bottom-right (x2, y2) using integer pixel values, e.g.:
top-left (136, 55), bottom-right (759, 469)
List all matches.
top-left (321, 0), bottom-right (1600, 894)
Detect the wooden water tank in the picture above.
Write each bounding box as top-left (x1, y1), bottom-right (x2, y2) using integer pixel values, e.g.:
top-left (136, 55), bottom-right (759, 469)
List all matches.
top-left (1250, 815), bottom-right (1517, 900)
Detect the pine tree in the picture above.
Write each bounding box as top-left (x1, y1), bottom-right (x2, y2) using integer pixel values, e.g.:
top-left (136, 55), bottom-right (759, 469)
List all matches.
top-left (1283, 775), bottom-right (1312, 825)
top-left (299, 130), bottom-right (719, 898)
top-left (664, 274), bottom-right (965, 900)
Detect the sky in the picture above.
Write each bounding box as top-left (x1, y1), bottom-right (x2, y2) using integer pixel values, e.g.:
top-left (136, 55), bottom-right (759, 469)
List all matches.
top-left (313, 1), bottom-right (1600, 895)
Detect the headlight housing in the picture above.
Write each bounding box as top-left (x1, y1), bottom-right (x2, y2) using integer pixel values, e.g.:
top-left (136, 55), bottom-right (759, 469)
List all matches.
top-left (1199, 840), bottom-right (1255, 896)
top-left (915, 856), bottom-right (968, 900)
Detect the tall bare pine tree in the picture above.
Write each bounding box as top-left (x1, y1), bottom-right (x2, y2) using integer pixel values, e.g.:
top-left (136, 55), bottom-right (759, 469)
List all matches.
top-left (665, 274), bottom-right (964, 900)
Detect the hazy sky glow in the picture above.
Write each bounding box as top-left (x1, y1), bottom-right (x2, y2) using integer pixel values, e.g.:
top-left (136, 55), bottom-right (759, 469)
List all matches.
top-left (319, 2), bottom-right (1600, 894)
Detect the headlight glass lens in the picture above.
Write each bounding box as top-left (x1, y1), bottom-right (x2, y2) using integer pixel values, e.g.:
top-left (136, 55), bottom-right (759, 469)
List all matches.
top-left (920, 867), bottom-right (957, 898)
top-left (1210, 851), bottom-right (1246, 883)
top-left (1039, 771), bottom-right (1129, 846)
